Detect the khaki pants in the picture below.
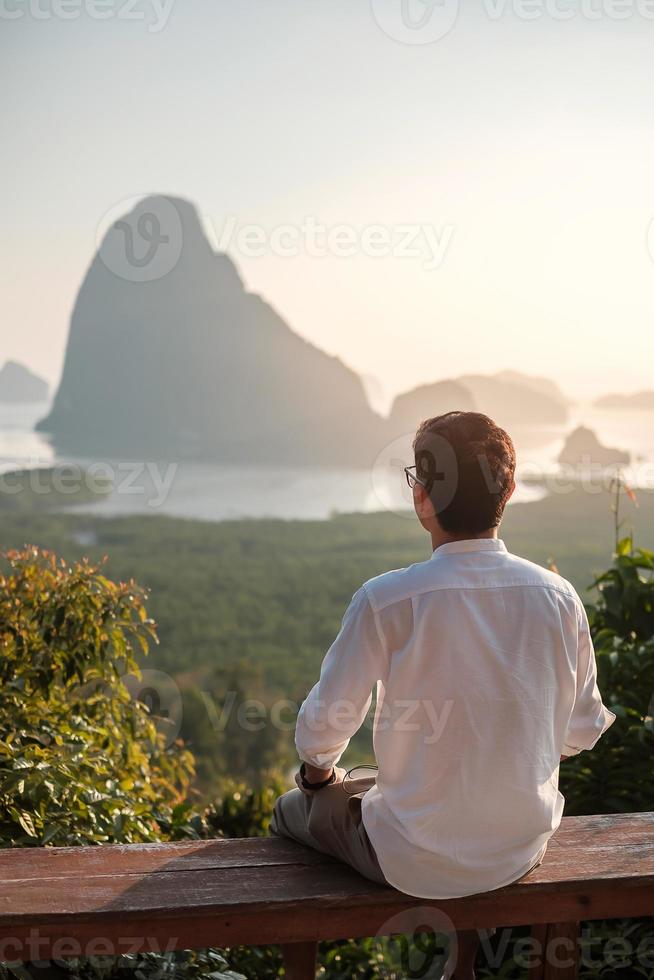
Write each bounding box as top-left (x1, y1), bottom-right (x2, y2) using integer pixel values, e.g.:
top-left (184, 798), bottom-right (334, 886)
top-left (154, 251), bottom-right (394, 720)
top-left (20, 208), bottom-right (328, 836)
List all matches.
top-left (270, 774), bottom-right (387, 885)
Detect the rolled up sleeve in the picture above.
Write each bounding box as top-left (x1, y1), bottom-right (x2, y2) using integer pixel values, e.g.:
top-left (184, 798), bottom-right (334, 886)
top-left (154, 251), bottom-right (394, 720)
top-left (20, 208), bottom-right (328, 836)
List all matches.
top-left (562, 601), bottom-right (616, 757)
top-left (295, 585), bottom-right (388, 769)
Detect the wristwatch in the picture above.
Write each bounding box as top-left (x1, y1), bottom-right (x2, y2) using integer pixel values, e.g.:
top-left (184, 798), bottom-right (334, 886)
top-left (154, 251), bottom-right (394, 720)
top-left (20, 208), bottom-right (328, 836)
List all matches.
top-left (299, 763), bottom-right (336, 791)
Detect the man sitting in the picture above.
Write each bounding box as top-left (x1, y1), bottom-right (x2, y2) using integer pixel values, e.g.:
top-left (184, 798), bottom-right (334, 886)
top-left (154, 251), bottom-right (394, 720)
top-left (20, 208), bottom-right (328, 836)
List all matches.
top-left (271, 411), bottom-right (614, 979)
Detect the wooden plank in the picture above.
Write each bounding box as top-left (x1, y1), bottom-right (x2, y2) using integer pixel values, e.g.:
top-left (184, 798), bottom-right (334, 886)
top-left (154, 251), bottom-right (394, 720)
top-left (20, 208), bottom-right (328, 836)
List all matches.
top-left (0, 865), bottom-right (651, 936)
top-left (529, 924), bottom-right (548, 980)
top-left (525, 843), bottom-right (654, 878)
top-left (280, 942), bottom-right (317, 980)
top-left (0, 813), bottom-right (650, 887)
top-left (0, 843), bottom-right (652, 922)
top-left (542, 922), bottom-right (580, 979)
top-left (529, 922), bottom-right (581, 980)
top-left (0, 813), bottom-right (651, 885)
top-left (549, 812), bottom-right (654, 849)
top-left (0, 837), bottom-right (331, 882)
top-left (0, 879), bottom-right (652, 958)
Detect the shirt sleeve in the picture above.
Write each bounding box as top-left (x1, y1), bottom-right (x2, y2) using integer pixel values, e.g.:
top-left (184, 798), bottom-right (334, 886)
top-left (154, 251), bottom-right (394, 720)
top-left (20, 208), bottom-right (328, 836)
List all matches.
top-left (295, 585), bottom-right (388, 769)
top-left (562, 600), bottom-right (616, 757)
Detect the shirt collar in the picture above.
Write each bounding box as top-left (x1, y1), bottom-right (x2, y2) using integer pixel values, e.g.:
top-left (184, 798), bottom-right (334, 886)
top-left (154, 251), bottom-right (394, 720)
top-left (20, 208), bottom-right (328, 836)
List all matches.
top-left (431, 538), bottom-right (508, 559)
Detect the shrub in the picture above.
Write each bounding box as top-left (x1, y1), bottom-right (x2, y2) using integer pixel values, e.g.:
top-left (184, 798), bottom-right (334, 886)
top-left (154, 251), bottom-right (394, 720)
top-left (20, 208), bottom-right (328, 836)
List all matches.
top-left (561, 536), bottom-right (654, 815)
top-left (0, 547), bottom-right (240, 980)
top-left (204, 774), bottom-right (286, 839)
top-left (0, 547), bottom-right (195, 847)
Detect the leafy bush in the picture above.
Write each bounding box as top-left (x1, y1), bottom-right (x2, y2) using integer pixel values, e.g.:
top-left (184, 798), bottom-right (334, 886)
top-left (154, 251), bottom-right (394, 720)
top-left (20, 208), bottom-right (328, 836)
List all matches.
top-left (560, 537), bottom-right (654, 815)
top-left (0, 548), bottom-right (195, 847)
top-left (0, 548), bottom-right (239, 980)
top-left (204, 774), bottom-right (287, 839)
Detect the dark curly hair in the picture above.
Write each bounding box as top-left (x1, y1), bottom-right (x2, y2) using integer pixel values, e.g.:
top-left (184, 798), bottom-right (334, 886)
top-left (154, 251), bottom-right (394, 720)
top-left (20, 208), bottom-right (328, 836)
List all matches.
top-left (413, 411), bottom-right (516, 534)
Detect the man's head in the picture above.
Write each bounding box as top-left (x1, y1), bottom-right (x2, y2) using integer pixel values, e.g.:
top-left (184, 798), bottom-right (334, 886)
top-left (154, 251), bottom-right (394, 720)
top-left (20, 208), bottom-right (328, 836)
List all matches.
top-left (411, 411), bottom-right (516, 539)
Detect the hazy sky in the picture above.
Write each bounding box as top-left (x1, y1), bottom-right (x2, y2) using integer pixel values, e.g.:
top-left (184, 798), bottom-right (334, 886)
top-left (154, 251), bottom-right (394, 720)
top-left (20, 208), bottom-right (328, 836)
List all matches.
top-left (3, 0), bottom-right (654, 404)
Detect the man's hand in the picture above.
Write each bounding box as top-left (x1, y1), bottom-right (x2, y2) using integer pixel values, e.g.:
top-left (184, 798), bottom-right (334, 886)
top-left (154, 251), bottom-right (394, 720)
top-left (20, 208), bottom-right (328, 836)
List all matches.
top-left (295, 765), bottom-right (345, 796)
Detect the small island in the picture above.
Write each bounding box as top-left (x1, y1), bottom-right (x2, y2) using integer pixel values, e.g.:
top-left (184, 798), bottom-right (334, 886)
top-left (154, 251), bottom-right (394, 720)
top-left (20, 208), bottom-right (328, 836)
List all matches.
top-left (0, 361), bottom-right (49, 402)
top-left (0, 466), bottom-right (111, 511)
top-left (594, 391), bottom-right (654, 411)
top-left (558, 426), bottom-right (630, 467)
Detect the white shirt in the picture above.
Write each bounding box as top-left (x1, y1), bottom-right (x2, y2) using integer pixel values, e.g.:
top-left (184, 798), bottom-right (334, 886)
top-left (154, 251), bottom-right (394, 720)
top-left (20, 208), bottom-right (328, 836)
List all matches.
top-left (295, 538), bottom-right (615, 899)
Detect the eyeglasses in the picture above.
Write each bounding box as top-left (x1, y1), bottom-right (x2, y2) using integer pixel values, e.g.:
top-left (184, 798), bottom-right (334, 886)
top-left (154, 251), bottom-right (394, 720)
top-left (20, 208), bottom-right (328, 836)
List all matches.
top-left (404, 465), bottom-right (428, 490)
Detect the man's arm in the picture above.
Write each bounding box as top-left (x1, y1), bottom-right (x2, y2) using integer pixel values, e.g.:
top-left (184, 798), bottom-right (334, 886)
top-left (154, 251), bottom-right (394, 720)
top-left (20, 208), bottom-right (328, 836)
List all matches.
top-left (295, 585), bottom-right (388, 784)
top-left (562, 600), bottom-right (616, 758)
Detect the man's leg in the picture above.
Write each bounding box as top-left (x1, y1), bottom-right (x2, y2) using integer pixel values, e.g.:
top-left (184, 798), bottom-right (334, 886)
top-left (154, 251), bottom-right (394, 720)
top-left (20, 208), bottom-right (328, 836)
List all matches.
top-left (272, 780), bottom-right (482, 979)
top-left (271, 776), bottom-right (387, 885)
top-left (270, 786), bottom-right (326, 850)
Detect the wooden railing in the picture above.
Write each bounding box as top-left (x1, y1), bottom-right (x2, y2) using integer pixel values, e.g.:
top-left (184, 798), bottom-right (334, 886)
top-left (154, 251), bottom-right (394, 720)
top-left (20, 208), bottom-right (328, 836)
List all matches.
top-left (0, 813), bottom-right (652, 979)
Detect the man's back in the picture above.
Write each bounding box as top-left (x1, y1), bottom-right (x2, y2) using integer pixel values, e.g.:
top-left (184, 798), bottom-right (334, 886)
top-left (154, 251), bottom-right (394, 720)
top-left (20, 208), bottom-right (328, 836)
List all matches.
top-left (284, 412), bottom-right (614, 912)
top-left (296, 539), bottom-right (614, 898)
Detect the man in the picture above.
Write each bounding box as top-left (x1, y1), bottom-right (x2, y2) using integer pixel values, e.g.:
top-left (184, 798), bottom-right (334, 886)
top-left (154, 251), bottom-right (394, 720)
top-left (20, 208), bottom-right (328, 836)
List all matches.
top-left (271, 411), bottom-right (614, 979)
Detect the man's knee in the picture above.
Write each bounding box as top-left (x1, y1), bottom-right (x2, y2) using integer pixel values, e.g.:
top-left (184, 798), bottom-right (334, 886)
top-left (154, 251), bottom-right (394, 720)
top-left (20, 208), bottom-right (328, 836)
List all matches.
top-left (269, 788), bottom-right (306, 840)
top-left (269, 794), bottom-right (283, 837)
top-left (269, 789), bottom-right (290, 837)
